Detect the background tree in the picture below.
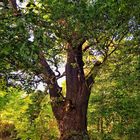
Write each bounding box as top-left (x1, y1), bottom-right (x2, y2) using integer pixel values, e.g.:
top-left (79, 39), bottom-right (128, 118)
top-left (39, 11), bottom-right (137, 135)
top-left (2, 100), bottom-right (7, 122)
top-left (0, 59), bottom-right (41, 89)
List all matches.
top-left (88, 45), bottom-right (140, 140)
top-left (0, 0), bottom-right (140, 139)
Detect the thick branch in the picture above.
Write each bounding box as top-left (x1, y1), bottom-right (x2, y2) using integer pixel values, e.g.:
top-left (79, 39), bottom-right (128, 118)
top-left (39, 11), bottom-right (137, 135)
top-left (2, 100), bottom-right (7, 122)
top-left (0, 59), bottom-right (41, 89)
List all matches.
top-left (39, 51), bottom-right (62, 98)
top-left (66, 43), bottom-right (78, 100)
top-left (66, 41), bottom-right (86, 102)
top-left (86, 30), bottom-right (129, 87)
top-left (86, 61), bottom-right (102, 89)
top-left (86, 46), bottom-right (117, 88)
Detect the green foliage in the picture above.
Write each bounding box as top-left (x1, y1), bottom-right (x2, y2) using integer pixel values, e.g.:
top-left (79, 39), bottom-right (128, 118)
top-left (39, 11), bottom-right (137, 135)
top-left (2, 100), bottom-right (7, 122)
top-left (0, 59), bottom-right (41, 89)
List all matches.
top-left (88, 45), bottom-right (140, 140)
top-left (0, 0), bottom-right (140, 139)
top-left (0, 79), bottom-right (14, 111)
top-left (0, 88), bottom-right (59, 140)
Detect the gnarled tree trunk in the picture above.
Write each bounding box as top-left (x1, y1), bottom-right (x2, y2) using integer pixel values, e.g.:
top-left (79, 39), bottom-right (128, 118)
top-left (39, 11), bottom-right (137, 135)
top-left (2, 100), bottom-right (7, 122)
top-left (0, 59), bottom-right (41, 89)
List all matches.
top-left (52, 83), bottom-right (90, 140)
top-left (58, 97), bottom-right (90, 139)
top-left (51, 43), bottom-right (92, 140)
top-left (39, 42), bottom-right (101, 140)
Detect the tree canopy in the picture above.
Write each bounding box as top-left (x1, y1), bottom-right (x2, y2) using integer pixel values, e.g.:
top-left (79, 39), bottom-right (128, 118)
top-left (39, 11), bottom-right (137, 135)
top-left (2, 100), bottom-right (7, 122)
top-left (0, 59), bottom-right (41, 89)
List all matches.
top-left (0, 0), bottom-right (140, 139)
top-left (1, 0), bottom-right (139, 85)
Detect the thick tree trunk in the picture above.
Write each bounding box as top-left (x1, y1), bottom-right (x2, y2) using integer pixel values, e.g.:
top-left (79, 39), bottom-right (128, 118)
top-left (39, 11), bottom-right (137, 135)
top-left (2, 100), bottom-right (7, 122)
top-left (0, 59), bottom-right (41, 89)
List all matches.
top-left (58, 110), bottom-right (89, 140)
top-left (39, 42), bottom-right (100, 140)
top-left (52, 83), bottom-right (90, 140)
top-left (52, 43), bottom-right (91, 140)
top-left (59, 86), bottom-right (90, 140)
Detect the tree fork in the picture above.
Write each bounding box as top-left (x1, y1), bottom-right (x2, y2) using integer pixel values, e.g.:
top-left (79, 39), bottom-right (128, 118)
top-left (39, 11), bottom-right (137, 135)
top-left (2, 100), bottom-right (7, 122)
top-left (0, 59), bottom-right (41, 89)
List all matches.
top-left (38, 41), bottom-right (105, 139)
top-left (38, 51), bottom-right (62, 98)
top-left (56, 42), bottom-right (90, 140)
top-left (38, 41), bottom-right (102, 139)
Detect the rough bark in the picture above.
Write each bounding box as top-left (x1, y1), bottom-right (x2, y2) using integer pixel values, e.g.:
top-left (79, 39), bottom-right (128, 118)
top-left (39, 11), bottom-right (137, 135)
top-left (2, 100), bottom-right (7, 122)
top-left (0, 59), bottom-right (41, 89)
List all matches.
top-left (57, 84), bottom-right (90, 140)
top-left (38, 42), bottom-right (101, 140)
top-left (55, 43), bottom-right (90, 140)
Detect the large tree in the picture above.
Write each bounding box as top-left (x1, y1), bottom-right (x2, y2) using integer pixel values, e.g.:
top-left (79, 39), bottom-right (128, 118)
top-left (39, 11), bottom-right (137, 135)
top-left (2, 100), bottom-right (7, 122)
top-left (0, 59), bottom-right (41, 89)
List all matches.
top-left (0, 0), bottom-right (140, 139)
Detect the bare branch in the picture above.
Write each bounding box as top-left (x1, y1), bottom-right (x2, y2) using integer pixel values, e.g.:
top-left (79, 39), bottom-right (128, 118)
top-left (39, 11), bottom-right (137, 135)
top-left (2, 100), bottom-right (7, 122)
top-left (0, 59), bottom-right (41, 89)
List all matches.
top-left (86, 31), bottom-right (129, 88)
top-left (56, 71), bottom-right (66, 80)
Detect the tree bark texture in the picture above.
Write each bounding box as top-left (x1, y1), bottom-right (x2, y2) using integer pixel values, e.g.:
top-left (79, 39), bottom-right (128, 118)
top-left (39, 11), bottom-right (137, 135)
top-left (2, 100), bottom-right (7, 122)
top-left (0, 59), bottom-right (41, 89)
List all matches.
top-left (39, 42), bottom-right (101, 140)
top-left (53, 43), bottom-right (91, 140)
